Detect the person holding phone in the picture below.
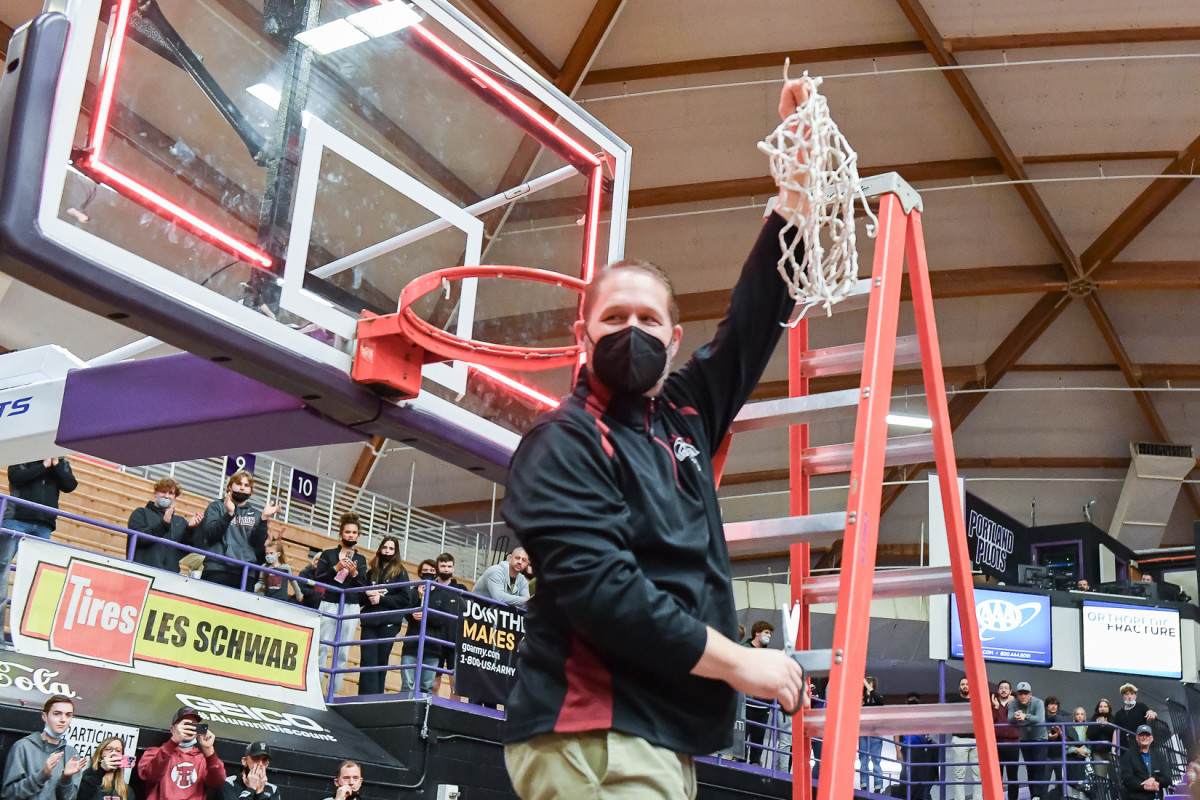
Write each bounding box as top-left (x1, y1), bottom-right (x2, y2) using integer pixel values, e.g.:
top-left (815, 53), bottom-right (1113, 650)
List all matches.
top-left (1, 694), bottom-right (85, 800)
top-left (314, 513), bottom-right (370, 696)
top-left (78, 738), bottom-right (134, 800)
top-left (137, 708), bottom-right (225, 800)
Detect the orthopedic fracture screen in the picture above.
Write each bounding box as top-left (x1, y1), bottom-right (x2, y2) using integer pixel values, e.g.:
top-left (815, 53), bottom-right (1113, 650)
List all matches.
top-left (1081, 600), bottom-right (1182, 679)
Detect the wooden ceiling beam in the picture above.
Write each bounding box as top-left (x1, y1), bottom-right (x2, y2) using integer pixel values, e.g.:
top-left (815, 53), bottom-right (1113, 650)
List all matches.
top-left (893, 0), bottom-right (1082, 279)
top-left (1082, 293), bottom-right (1200, 517)
top-left (582, 41), bottom-right (927, 86)
top-left (1022, 151), bottom-right (1179, 165)
top-left (1080, 133), bottom-right (1200, 275)
top-left (347, 436), bottom-right (386, 488)
top-left (0, 21), bottom-right (14, 62)
top-left (947, 27), bottom-right (1200, 52)
top-left (465, 0), bottom-right (560, 79)
top-left (555, 0), bottom-right (626, 95)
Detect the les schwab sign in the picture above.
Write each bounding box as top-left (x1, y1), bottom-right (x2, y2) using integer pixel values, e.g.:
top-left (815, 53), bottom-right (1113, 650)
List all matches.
top-left (12, 539), bottom-right (323, 707)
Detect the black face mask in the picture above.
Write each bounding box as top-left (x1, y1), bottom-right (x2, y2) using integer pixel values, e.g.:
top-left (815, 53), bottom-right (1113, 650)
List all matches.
top-left (438, 571), bottom-right (454, 580)
top-left (340, 538), bottom-right (357, 550)
top-left (589, 326), bottom-right (669, 396)
top-left (231, 491), bottom-right (251, 505)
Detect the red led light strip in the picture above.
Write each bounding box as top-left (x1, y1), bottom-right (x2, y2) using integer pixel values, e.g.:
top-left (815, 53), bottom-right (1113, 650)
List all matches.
top-left (471, 365), bottom-right (560, 409)
top-left (78, 0), bottom-right (272, 269)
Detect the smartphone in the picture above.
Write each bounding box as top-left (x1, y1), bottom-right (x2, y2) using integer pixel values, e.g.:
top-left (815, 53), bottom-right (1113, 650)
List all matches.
top-left (118, 755), bottom-right (136, 769)
top-left (194, 723), bottom-right (209, 737)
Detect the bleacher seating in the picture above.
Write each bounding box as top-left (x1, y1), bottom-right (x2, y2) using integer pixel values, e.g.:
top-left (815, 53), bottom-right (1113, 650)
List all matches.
top-left (0, 456), bottom-right (471, 697)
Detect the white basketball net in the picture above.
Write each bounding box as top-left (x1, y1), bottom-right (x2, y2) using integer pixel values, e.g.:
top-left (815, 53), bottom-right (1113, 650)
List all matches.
top-left (758, 68), bottom-right (875, 319)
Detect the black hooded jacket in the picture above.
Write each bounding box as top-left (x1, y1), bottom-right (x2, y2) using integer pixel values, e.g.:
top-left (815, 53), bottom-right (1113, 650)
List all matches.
top-left (501, 212), bottom-right (797, 754)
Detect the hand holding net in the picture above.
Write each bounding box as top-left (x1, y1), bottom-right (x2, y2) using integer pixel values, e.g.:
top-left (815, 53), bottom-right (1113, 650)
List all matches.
top-left (758, 66), bottom-right (875, 319)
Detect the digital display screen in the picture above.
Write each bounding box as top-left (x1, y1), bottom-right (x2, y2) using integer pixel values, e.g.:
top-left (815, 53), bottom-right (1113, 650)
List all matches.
top-left (1081, 600), bottom-right (1181, 679)
top-left (950, 588), bottom-right (1052, 666)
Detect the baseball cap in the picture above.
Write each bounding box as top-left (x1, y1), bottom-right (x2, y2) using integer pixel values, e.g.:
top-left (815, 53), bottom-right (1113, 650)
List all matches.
top-left (1015, 682), bottom-right (1032, 692)
top-left (245, 742), bottom-right (271, 758)
top-left (172, 707), bottom-right (202, 725)
top-left (1137, 725), bottom-right (1153, 735)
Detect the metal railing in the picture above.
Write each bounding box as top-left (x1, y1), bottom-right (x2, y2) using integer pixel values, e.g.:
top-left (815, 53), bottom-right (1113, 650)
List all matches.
top-left (118, 453), bottom-right (485, 579)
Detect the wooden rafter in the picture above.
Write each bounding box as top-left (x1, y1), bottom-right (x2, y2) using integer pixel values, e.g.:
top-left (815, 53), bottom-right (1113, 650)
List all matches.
top-left (465, 0), bottom-right (560, 79)
top-left (348, 436), bottom-right (386, 488)
top-left (893, 0), bottom-right (1082, 279)
top-left (0, 20), bottom-right (13, 61)
top-left (947, 27), bottom-right (1200, 52)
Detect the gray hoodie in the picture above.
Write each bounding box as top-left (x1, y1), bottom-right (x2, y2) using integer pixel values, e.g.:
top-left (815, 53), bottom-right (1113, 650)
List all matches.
top-left (1, 732), bottom-right (80, 800)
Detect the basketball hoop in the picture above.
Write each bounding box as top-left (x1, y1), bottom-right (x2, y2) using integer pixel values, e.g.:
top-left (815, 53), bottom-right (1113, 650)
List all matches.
top-left (352, 265), bottom-right (587, 398)
top-left (758, 64), bottom-right (876, 319)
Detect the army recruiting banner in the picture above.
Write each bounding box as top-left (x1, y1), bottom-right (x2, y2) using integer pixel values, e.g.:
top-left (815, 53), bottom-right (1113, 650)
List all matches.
top-left (453, 594), bottom-right (523, 705)
top-left (11, 539), bottom-right (323, 707)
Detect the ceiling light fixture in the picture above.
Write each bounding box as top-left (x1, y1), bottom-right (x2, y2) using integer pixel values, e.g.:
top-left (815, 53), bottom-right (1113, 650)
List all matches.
top-left (886, 413), bottom-right (934, 429)
top-left (294, 3), bottom-right (420, 56)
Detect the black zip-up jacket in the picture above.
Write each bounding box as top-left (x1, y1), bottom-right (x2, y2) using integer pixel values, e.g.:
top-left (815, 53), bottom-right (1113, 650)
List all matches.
top-left (128, 502), bottom-right (195, 573)
top-left (501, 213), bottom-right (797, 754)
top-left (7, 460), bottom-right (78, 528)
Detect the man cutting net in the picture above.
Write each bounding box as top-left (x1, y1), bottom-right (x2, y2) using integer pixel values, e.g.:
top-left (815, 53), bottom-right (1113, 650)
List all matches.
top-left (500, 78), bottom-right (817, 800)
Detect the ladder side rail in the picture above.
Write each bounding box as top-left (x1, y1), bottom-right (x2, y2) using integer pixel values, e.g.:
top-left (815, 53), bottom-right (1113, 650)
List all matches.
top-left (905, 210), bottom-right (1004, 800)
top-left (789, 319), bottom-right (814, 800)
top-left (814, 193), bottom-right (910, 800)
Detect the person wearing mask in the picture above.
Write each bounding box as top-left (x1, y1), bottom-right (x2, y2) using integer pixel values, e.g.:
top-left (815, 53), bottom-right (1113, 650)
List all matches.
top-left (472, 550), bottom-right (530, 606)
top-left (297, 550), bottom-right (322, 609)
top-left (858, 677), bottom-right (885, 792)
top-left (220, 742), bottom-right (277, 800)
top-left (948, 677), bottom-right (981, 800)
top-left (314, 513), bottom-right (369, 696)
top-left (1087, 700), bottom-right (1115, 778)
top-left (196, 471), bottom-right (275, 589)
top-left (992, 681), bottom-right (1022, 799)
top-left (253, 540), bottom-right (302, 602)
top-left (431, 553), bottom-right (466, 697)
top-left (137, 707), bottom-right (224, 800)
top-left (1, 694), bottom-right (85, 800)
top-left (1120, 726), bottom-right (1171, 800)
top-left (78, 738), bottom-right (134, 800)
top-left (357, 536), bottom-right (410, 696)
top-left (320, 762), bottom-right (362, 800)
top-left (1009, 682), bottom-right (1047, 800)
top-left (1113, 683), bottom-right (1158, 750)
top-left (895, 693), bottom-right (936, 800)
top-left (742, 621), bottom-right (775, 766)
top-left (400, 560), bottom-right (452, 693)
top-left (128, 479), bottom-right (201, 573)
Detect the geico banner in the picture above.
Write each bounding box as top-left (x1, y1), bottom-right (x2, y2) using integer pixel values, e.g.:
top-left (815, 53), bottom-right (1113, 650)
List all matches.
top-left (11, 539), bottom-right (323, 707)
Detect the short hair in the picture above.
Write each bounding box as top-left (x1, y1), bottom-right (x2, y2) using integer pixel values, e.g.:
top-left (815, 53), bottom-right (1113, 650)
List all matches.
top-left (997, 679), bottom-right (1012, 690)
top-left (227, 470), bottom-right (254, 491)
top-left (1120, 682), bottom-right (1138, 694)
top-left (336, 761), bottom-right (360, 779)
top-left (510, 547), bottom-right (527, 558)
top-left (418, 558), bottom-right (437, 574)
top-left (153, 477), bottom-right (183, 497)
top-left (338, 511), bottom-right (360, 532)
top-left (265, 539), bottom-right (280, 552)
top-left (436, 553), bottom-right (454, 565)
top-left (750, 620), bottom-right (774, 637)
top-left (43, 694), bottom-right (74, 714)
top-left (582, 259), bottom-right (680, 326)
top-left (1045, 696), bottom-right (1059, 707)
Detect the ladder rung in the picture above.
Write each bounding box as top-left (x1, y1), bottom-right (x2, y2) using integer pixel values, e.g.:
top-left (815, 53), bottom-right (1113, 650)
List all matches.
top-left (803, 702), bottom-right (971, 737)
top-left (731, 389), bottom-right (860, 433)
top-left (724, 512), bottom-right (846, 555)
top-left (824, 279), bottom-right (872, 315)
top-left (803, 433), bottom-right (934, 476)
top-left (791, 648), bottom-right (835, 678)
top-left (800, 565), bottom-right (953, 604)
top-left (799, 335), bottom-right (922, 378)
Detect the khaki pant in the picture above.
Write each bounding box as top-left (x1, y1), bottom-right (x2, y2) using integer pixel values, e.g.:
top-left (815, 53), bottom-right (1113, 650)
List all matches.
top-left (506, 731), bottom-right (697, 800)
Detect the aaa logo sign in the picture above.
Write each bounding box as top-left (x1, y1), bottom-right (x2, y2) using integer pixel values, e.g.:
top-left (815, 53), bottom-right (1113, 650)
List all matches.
top-left (48, 561), bottom-right (150, 666)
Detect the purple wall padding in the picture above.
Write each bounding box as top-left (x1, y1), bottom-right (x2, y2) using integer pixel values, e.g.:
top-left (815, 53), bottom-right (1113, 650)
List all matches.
top-left (57, 353), bottom-right (369, 465)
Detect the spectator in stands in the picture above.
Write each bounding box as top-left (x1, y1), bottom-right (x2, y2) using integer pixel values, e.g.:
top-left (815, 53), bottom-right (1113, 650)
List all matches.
top-left (196, 471), bottom-right (275, 589)
top-left (992, 680), bottom-right (1022, 800)
top-left (78, 737), bottom-right (133, 800)
top-left (742, 621), bottom-right (774, 765)
top-left (138, 707), bottom-right (224, 800)
top-left (321, 762), bottom-right (362, 800)
top-left (1065, 707), bottom-right (1091, 798)
top-left (297, 550), bottom-right (322, 609)
top-left (1120, 725), bottom-right (1171, 800)
top-left (1, 459), bottom-right (78, 633)
top-left (1087, 700), bottom-right (1114, 778)
top-left (948, 677), bottom-right (981, 800)
top-left (253, 540), bottom-right (301, 602)
top-left (895, 693), bottom-right (936, 800)
top-left (314, 513), bottom-right (369, 696)
top-left (1009, 681), bottom-right (1047, 800)
top-left (1, 694), bottom-right (85, 800)
top-left (128, 479), bottom-right (201, 574)
top-left (220, 742), bottom-right (277, 800)
top-left (1185, 745), bottom-right (1200, 800)
top-left (472, 549), bottom-right (530, 606)
top-left (1044, 696), bottom-right (1064, 800)
top-left (357, 536), bottom-right (410, 696)
top-left (1075, 579), bottom-right (1090, 592)
top-left (431, 553), bottom-right (466, 696)
top-left (1113, 683), bottom-right (1158, 750)
top-left (400, 560), bottom-right (451, 694)
top-left (858, 677), bottom-right (885, 792)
